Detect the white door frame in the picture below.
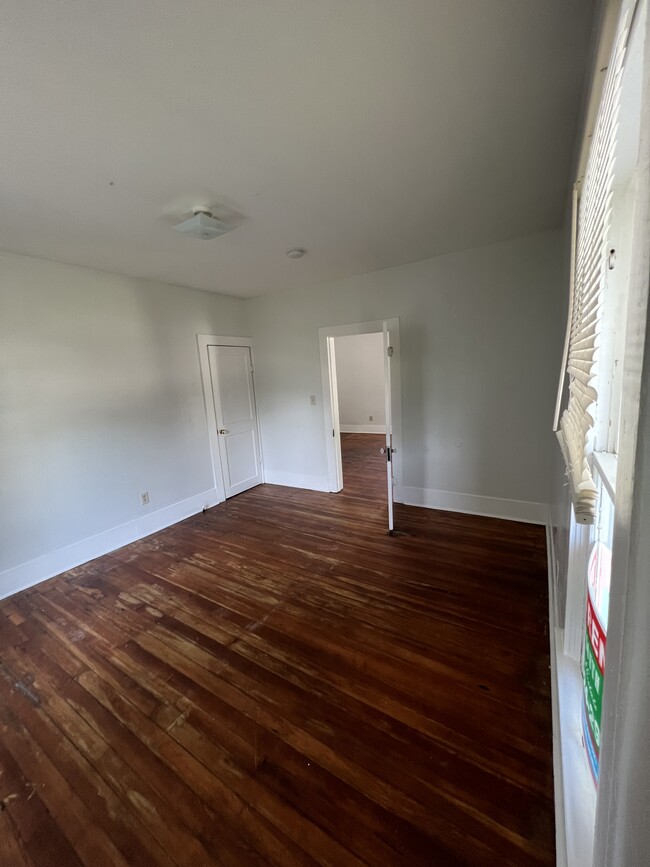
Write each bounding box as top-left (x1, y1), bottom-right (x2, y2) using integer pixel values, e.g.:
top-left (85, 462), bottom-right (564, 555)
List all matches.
top-left (197, 334), bottom-right (264, 502)
top-left (318, 318), bottom-right (402, 497)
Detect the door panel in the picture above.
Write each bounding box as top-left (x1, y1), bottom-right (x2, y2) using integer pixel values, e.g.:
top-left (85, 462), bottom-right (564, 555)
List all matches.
top-left (224, 430), bottom-right (259, 489)
top-left (327, 338), bottom-right (344, 491)
top-left (383, 321), bottom-right (394, 532)
top-left (218, 350), bottom-right (256, 424)
top-left (208, 345), bottom-right (262, 498)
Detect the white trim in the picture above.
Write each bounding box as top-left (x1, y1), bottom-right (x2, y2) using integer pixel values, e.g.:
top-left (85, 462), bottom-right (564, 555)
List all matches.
top-left (555, 632), bottom-right (598, 867)
top-left (563, 509), bottom-right (590, 661)
top-left (397, 485), bottom-right (547, 524)
top-left (340, 424), bottom-right (387, 434)
top-left (594, 4), bottom-right (650, 859)
top-left (382, 320), bottom-right (395, 533)
top-left (546, 517), bottom-right (569, 867)
top-left (325, 337), bottom-right (344, 491)
top-left (320, 320), bottom-right (389, 339)
top-left (262, 470), bottom-right (329, 492)
top-left (546, 517), bottom-right (598, 867)
top-left (0, 488), bottom-right (221, 602)
top-left (546, 508), bottom-right (562, 629)
top-left (547, 516), bottom-right (597, 867)
top-left (197, 334), bottom-right (256, 348)
top-left (318, 319), bottom-right (402, 494)
top-left (554, 185), bottom-right (579, 432)
top-left (592, 451), bottom-right (618, 504)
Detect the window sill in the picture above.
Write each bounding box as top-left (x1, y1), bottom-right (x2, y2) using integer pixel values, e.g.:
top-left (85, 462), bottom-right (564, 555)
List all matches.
top-left (553, 628), bottom-right (597, 867)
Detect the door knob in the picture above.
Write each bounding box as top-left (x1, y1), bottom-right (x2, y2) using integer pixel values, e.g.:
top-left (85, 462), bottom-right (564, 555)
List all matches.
top-left (219, 429), bottom-right (229, 434)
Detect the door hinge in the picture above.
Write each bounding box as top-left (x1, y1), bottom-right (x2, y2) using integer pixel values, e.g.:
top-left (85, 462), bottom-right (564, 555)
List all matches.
top-left (333, 429), bottom-right (335, 437)
top-left (387, 346), bottom-right (394, 357)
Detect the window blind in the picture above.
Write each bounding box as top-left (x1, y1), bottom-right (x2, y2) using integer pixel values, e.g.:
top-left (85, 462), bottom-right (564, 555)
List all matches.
top-left (556, 13), bottom-right (629, 524)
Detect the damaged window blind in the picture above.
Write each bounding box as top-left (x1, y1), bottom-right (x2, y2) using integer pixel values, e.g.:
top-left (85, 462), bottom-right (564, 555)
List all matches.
top-left (555, 14), bottom-right (629, 524)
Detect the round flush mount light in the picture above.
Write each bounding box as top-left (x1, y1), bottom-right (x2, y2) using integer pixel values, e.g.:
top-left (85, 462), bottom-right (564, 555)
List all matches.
top-left (286, 248), bottom-right (306, 259)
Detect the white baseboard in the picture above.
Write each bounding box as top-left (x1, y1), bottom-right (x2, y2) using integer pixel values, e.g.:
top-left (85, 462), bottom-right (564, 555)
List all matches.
top-left (0, 488), bottom-right (222, 602)
top-left (397, 485), bottom-right (548, 524)
top-left (340, 424), bottom-right (387, 434)
top-left (546, 515), bottom-right (568, 867)
top-left (262, 470), bottom-right (330, 492)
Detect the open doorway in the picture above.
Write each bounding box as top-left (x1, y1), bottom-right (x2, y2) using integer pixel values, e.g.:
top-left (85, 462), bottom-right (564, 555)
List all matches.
top-left (318, 319), bottom-right (402, 532)
top-left (333, 332), bottom-right (386, 499)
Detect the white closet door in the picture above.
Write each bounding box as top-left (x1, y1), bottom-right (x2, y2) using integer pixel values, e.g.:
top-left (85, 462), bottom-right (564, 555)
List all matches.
top-left (208, 345), bottom-right (262, 498)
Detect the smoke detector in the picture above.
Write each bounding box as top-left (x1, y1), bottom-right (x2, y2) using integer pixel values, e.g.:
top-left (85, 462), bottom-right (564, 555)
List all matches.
top-left (172, 209), bottom-right (235, 240)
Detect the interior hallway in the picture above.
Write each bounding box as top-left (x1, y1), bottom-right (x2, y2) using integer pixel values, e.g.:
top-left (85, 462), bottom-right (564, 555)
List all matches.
top-left (339, 432), bottom-right (387, 501)
top-left (0, 436), bottom-right (554, 866)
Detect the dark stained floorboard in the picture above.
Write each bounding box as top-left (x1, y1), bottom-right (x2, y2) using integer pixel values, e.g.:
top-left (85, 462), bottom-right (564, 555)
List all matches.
top-left (0, 433), bottom-right (554, 865)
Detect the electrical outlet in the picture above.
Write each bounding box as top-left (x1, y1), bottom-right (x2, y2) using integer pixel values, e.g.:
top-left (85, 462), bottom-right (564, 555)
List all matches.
top-left (369, 415), bottom-right (373, 422)
top-left (140, 491), bottom-right (150, 506)
top-left (310, 394), bottom-right (316, 406)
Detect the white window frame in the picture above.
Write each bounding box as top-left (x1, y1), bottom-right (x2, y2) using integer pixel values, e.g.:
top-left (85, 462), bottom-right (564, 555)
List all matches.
top-left (553, 3), bottom-right (648, 865)
top-left (563, 0), bottom-right (645, 657)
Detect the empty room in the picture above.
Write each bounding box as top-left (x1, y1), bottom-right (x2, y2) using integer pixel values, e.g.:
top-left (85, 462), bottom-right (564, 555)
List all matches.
top-left (1, 2), bottom-right (649, 866)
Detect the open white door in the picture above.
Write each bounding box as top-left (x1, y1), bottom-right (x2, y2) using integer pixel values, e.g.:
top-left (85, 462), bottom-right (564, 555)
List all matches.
top-left (207, 344), bottom-right (262, 498)
top-left (319, 318), bottom-right (401, 530)
top-left (327, 338), bottom-right (344, 491)
top-left (383, 320), bottom-right (395, 533)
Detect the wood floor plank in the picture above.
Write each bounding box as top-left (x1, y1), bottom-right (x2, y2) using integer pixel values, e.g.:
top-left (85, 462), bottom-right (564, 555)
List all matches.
top-left (0, 672), bottom-right (178, 867)
top-left (0, 730), bottom-right (83, 867)
top-left (0, 809), bottom-right (34, 867)
top-left (0, 702), bottom-right (131, 867)
top-left (0, 433), bottom-right (555, 865)
top-left (129, 625), bottom-right (546, 865)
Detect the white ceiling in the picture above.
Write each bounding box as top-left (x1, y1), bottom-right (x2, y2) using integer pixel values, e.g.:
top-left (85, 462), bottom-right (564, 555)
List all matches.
top-left (0, 0), bottom-right (594, 298)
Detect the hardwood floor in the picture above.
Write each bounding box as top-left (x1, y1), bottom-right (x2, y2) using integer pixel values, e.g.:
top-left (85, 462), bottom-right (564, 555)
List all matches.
top-left (339, 432), bottom-right (388, 501)
top-left (0, 434), bottom-right (554, 866)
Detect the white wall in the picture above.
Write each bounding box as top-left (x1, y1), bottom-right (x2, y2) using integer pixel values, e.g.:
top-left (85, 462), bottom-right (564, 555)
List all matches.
top-left (334, 332), bottom-right (385, 431)
top-left (248, 229), bottom-right (565, 517)
top-left (0, 251), bottom-right (245, 596)
top-left (0, 228), bottom-right (565, 597)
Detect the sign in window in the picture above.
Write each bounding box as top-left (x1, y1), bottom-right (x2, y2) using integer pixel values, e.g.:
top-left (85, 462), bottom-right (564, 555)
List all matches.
top-left (582, 539), bottom-right (611, 784)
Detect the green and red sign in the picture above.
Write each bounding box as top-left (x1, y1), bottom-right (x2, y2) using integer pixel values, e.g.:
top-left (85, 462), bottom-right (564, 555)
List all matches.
top-left (582, 542), bottom-right (610, 784)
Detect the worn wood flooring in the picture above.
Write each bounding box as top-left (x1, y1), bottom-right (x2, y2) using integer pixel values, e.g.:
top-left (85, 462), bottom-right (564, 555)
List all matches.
top-left (0, 433), bottom-right (554, 866)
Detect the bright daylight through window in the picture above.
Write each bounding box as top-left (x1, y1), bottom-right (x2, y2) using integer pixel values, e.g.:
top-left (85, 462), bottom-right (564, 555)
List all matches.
top-left (555, 0), bottom-right (645, 790)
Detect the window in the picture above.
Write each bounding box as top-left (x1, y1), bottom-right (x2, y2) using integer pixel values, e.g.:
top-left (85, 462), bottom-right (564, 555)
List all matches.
top-left (555, 11), bottom-right (629, 524)
top-left (556, 0), bottom-right (646, 793)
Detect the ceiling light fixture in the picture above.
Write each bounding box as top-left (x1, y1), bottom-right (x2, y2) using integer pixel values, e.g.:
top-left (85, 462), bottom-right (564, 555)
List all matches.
top-left (286, 248), bottom-right (305, 259)
top-left (173, 209), bottom-right (235, 240)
